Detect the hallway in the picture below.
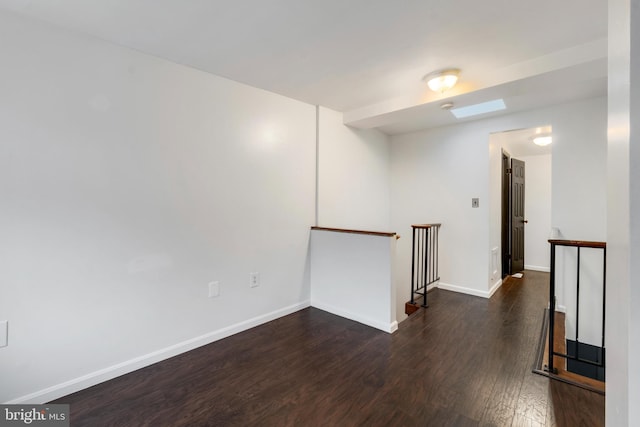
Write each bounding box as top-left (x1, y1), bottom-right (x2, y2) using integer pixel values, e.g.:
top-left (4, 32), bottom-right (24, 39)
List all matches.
top-left (55, 271), bottom-right (604, 426)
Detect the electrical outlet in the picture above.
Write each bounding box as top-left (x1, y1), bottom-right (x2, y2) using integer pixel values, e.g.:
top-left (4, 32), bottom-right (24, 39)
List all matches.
top-left (0, 320), bottom-right (7, 348)
top-left (249, 272), bottom-right (260, 288)
top-left (472, 198), bottom-right (480, 208)
top-left (208, 281), bottom-right (220, 298)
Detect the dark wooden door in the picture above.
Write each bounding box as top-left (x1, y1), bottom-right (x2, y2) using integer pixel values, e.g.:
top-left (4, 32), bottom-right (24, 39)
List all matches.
top-left (511, 158), bottom-right (525, 273)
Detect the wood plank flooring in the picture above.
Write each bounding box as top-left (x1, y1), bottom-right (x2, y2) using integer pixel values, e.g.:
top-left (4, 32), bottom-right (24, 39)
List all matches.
top-left (52, 270), bottom-right (604, 426)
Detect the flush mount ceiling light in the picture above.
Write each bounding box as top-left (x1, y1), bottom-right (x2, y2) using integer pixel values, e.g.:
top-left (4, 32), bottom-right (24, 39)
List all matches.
top-left (533, 135), bottom-right (553, 146)
top-left (423, 68), bottom-right (460, 93)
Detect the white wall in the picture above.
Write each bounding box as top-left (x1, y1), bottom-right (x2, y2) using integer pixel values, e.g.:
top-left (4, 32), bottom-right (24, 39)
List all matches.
top-left (630, 1), bottom-right (640, 422)
top-left (313, 108), bottom-right (395, 332)
top-left (391, 97), bottom-right (606, 322)
top-left (0, 11), bottom-right (316, 403)
top-left (606, 0), bottom-right (633, 424)
top-left (547, 98), bottom-right (607, 347)
top-left (551, 109), bottom-right (608, 243)
top-left (520, 154), bottom-right (552, 272)
top-left (310, 229), bottom-right (397, 333)
top-left (318, 107), bottom-right (391, 231)
top-left (392, 124), bottom-right (491, 308)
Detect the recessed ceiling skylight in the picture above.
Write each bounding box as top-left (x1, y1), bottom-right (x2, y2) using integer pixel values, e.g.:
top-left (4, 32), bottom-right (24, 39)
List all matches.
top-left (450, 99), bottom-right (506, 119)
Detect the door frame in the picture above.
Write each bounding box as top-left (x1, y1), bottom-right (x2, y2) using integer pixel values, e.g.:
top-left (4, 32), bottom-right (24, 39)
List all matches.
top-left (501, 149), bottom-right (511, 278)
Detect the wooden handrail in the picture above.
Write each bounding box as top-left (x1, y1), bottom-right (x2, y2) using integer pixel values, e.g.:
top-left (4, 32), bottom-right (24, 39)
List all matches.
top-left (311, 226), bottom-right (397, 238)
top-left (548, 239), bottom-right (606, 249)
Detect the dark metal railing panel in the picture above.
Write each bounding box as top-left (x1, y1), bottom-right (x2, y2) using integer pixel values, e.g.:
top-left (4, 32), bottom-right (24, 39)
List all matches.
top-left (575, 247), bottom-right (581, 361)
top-left (546, 239), bottom-right (606, 374)
top-left (599, 245), bottom-right (606, 359)
top-left (410, 224), bottom-right (441, 308)
top-left (548, 243), bottom-right (557, 372)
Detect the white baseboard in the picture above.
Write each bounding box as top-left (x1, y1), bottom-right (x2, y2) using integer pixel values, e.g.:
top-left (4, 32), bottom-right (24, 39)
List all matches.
top-left (388, 321), bottom-right (399, 333)
top-left (525, 265), bottom-right (550, 272)
top-left (310, 300), bottom-right (398, 333)
top-left (488, 279), bottom-right (503, 297)
top-left (437, 282), bottom-right (494, 299)
top-left (6, 300), bottom-right (311, 405)
top-left (424, 278), bottom-right (503, 300)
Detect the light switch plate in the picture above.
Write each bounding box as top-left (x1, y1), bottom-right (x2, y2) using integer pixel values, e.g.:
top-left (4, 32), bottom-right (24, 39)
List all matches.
top-left (0, 320), bottom-right (7, 348)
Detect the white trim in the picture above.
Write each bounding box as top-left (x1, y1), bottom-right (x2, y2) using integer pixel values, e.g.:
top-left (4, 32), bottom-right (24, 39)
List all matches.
top-left (388, 321), bottom-right (399, 333)
top-left (491, 247), bottom-right (499, 278)
top-left (437, 282), bottom-right (494, 299)
top-left (6, 301), bottom-right (310, 404)
top-left (525, 265), bottom-right (551, 272)
top-left (556, 304), bottom-right (567, 313)
top-left (311, 301), bottom-right (398, 333)
top-left (488, 278), bottom-right (503, 297)
top-left (424, 279), bottom-right (503, 300)
top-left (427, 282), bottom-right (439, 292)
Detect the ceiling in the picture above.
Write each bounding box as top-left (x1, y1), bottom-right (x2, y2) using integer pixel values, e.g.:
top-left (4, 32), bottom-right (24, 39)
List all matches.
top-left (0, 0), bottom-right (608, 134)
top-left (491, 126), bottom-right (553, 158)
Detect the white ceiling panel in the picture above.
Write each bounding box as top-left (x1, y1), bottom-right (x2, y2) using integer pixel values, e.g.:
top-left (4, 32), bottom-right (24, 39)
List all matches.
top-left (0, 0), bottom-right (608, 133)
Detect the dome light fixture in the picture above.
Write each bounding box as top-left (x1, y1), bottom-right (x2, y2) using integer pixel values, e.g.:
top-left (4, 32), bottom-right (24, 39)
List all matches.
top-left (423, 68), bottom-right (460, 93)
top-left (533, 135), bottom-right (553, 146)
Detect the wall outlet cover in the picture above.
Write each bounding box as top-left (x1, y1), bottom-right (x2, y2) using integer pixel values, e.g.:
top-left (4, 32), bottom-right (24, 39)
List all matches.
top-left (208, 281), bottom-right (220, 298)
top-left (249, 272), bottom-right (260, 288)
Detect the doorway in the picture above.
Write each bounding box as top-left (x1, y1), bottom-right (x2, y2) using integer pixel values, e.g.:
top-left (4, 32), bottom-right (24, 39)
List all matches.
top-left (501, 151), bottom-right (526, 276)
top-left (493, 126), bottom-right (552, 278)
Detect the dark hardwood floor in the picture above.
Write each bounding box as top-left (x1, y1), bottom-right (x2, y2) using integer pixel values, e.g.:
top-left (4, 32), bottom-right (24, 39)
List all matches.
top-left (52, 271), bottom-right (604, 426)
